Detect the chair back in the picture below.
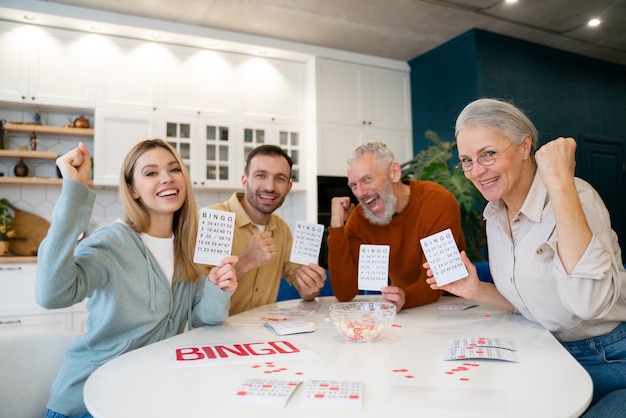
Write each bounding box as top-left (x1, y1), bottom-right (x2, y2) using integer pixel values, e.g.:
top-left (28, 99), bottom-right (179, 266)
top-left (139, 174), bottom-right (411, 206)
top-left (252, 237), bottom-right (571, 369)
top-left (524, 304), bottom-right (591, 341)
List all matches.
top-left (0, 329), bottom-right (78, 418)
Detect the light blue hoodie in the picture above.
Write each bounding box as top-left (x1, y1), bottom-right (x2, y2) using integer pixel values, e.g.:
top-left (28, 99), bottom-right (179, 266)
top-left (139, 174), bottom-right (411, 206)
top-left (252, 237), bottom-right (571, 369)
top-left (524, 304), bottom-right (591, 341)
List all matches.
top-left (36, 180), bottom-right (232, 416)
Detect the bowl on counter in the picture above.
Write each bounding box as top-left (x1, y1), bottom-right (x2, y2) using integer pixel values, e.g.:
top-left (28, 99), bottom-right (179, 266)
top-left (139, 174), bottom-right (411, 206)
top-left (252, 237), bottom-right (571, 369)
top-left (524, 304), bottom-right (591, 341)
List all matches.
top-left (328, 302), bottom-right (396, 342)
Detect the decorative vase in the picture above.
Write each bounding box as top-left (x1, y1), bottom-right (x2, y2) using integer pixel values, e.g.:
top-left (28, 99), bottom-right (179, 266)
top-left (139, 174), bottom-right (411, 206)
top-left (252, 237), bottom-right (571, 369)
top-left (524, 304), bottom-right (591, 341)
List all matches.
top-left (30, 133), bottom-right (37, 151)
top-left (14, 158), bottom-right (29, 177)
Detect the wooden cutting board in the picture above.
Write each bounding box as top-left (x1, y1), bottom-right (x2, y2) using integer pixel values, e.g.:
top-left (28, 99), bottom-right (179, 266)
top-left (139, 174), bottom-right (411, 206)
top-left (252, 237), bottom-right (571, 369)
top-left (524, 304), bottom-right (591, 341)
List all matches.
top-left (3, 199), bottom-right (50, 256)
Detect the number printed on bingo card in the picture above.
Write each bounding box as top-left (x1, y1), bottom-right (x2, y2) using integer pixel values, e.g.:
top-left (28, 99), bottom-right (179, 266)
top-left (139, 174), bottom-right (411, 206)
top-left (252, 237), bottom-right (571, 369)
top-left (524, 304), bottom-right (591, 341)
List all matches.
top-left (193, 208), bottom-right (236, 266)
top-left (419, 228), bottom-right (468, 286)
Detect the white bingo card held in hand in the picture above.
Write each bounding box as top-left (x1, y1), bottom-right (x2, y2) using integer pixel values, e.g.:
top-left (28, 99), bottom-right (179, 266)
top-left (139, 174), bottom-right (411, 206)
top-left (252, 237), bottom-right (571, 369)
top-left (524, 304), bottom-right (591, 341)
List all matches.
top-left (358, 244), bottom-right (390, 291)
top-left (290, 221), bottom-right (325, 265)
top-left (420, 228), bottom-right (468, 286)
top-left (193, 208), bottom-right (235, 265)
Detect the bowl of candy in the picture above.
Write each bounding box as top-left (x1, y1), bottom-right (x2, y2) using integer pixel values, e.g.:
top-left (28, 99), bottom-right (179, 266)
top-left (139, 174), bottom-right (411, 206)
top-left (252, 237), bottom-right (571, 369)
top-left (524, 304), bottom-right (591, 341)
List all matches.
top-left (328, 302), bottom-right (396, 342)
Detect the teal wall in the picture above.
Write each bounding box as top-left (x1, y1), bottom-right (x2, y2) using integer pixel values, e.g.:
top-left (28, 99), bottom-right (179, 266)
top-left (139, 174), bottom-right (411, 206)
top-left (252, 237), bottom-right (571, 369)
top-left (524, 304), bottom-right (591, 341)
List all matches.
top-left (409, 29), bottom-right (626, 257)
top-left (409, 29), bottom-right (626, 151)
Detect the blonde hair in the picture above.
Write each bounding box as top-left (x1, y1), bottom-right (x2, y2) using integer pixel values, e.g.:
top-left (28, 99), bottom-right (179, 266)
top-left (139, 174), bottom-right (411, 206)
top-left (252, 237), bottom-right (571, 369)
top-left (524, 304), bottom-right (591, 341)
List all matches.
top-left (119, 139), bottom-right (205, 282)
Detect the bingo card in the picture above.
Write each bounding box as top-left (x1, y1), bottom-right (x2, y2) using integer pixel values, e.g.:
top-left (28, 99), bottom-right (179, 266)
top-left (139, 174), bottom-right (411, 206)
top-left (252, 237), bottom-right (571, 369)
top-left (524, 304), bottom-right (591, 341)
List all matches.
top-left (193, 208), bottom-right (235, 265)
top-left (358, 244), bottom-right (389, 291)
top-left (420, 228), bottom-right (468, 286)
top-left (290, 221), bottom-right (325, 265)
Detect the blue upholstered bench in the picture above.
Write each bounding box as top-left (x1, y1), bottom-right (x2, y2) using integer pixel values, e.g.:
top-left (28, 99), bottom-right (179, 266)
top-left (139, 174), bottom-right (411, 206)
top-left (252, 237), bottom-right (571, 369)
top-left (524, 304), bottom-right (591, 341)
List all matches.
top-left (277, 263), bottom-right (494, 301)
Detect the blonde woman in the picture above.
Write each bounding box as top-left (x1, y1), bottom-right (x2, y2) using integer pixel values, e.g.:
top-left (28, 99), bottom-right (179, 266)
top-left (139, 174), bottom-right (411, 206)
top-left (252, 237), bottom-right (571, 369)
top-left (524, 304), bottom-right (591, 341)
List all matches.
top-left (37, 139), bottom-right (238, 418)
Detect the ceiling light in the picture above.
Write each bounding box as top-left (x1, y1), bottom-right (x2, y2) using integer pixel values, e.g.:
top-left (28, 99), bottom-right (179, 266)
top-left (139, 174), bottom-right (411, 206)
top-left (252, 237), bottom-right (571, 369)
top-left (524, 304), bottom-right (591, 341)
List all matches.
top-left (505, 0), bottom-right (518, 4)
top-left (588, 18), bottom-right (601, 27)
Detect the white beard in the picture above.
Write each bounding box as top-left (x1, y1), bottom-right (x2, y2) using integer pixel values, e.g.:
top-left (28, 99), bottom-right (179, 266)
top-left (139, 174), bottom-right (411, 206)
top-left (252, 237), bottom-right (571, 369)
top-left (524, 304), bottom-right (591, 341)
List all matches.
top-left (361, 185), bottom-right (397, 226)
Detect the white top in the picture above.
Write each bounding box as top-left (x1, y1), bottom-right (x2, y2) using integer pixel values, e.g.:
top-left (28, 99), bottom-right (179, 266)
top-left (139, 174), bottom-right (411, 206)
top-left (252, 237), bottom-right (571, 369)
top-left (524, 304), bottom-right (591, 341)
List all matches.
top-left (84, 295), bottom-right (592, 417)
top-left (139, 232), bottom-right (174, 284)
top-left (485, 172), bottom-right (626, 342)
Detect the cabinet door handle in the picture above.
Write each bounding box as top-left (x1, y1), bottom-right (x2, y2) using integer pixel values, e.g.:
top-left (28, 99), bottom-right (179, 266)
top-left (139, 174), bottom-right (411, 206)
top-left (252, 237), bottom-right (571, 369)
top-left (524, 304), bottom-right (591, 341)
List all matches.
top-left (0, 319), bottom-right (22, 325)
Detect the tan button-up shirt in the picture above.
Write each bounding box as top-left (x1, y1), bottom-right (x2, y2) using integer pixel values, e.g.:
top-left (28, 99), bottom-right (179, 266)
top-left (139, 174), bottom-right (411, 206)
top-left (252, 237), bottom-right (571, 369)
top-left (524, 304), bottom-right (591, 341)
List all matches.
top-left (208, 192), bottom-right (301, 316)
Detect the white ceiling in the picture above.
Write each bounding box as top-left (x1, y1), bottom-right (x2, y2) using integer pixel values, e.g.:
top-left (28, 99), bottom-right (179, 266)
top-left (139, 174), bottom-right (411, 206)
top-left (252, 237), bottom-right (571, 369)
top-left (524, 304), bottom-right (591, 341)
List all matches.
top-left (3, 0), bottom-right (626, 66)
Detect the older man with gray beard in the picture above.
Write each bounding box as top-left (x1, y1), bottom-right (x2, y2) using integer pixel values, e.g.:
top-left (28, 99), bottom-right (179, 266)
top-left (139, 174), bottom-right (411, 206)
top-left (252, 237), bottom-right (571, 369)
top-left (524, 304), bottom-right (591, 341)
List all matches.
top-left (327, 141), bottom-right (465, 311)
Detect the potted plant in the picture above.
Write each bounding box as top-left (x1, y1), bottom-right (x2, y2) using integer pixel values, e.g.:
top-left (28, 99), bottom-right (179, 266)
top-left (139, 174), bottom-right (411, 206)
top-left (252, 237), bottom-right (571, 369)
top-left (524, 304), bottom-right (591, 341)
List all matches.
top-left (400, 130), bottom-right (487, 261)
top-left (0, 198), bottom-right (16, 255)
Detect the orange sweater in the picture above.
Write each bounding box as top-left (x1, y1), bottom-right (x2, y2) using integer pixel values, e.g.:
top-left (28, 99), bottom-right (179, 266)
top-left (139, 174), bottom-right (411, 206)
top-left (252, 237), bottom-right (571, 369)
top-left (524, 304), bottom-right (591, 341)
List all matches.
top-left (328, 180), bottom-right (466, 309)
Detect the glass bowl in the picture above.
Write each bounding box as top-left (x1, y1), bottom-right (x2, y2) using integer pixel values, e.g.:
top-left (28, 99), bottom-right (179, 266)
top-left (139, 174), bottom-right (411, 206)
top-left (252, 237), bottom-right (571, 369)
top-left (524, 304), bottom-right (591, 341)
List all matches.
top-left (328, 302), bottom-right (396, 342)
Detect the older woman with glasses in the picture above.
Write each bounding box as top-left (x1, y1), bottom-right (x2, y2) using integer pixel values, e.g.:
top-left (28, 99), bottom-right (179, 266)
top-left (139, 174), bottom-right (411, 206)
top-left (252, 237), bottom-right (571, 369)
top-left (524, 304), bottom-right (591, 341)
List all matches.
top-left (426, 98), bottom-right (626, 415)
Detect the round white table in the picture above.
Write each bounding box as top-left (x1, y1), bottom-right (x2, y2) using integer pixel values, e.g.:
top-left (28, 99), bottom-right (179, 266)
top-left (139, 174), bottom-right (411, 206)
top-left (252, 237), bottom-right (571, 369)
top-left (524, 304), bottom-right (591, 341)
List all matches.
top-left (84, 295), bottom-right (592, 417)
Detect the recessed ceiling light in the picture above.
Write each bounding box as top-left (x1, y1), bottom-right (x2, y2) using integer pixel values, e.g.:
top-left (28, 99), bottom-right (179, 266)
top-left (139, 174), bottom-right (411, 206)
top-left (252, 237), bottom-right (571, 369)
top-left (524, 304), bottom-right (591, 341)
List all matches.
top-left (505, 0), bottom-right (518, 4)
top-left (23, 15), bottom-right (35, 21)
top-left (588, 18), bottom-right (601, 27)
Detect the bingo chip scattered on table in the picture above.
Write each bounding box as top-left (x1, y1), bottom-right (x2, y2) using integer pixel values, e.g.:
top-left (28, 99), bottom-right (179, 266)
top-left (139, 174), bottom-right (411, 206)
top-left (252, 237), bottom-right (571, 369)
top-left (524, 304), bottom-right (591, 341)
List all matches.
top-left (193, 208), bottom-right (236, 266)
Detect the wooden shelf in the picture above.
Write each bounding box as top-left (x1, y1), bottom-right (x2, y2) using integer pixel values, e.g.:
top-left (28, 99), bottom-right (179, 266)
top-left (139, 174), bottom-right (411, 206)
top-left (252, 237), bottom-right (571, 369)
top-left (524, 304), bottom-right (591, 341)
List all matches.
top-left (0, 150), bottom-right (58, 160)
top-left (4, 122), bottom-right (94, 137)
top-left (0, 177), bottom-right (93, 186)
top-left (0, 255), bottom-right (37, 264)
top-left (0, 176), bottom-right (62, 185)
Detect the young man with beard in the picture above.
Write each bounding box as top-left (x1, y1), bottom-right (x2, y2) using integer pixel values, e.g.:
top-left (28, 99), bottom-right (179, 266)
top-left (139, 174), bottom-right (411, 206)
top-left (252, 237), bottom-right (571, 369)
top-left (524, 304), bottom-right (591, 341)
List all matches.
top-left (208, 144), bottom-right (326, 315)
top-left (328, 141), bottom-right (465, 311)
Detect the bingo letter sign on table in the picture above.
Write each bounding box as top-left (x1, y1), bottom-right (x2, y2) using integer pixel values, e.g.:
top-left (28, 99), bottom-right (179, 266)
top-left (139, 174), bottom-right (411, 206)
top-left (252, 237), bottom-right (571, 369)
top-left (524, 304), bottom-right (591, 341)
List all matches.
top-left (193, 208), bottom-right (235, 266)
top-left (420, 228), bottom-right (468, 286)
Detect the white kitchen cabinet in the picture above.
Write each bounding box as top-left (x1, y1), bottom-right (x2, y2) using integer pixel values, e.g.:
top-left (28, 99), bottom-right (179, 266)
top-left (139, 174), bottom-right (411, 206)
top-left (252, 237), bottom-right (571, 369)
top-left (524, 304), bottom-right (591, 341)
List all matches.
top-left (316, 58), bottom-right (411, 130)
top-left (93, 108), bottom-right (155, 186)
top-left (317, 124), bottom-right (412, 177)
top-left (240, 121), bottom-right (304, 185)
top-left (0, 21), bottom-right (30, 103)
top-left (0, 21), bottom-right (98, 107)
top-left (235, 56), bottom-right (305, 123)
top-left (159, 44), bottom-right (235, 115)
top-left (72, 300), bottom-right (89, 334)
top-left (316, 58), bottom-right (413, 176)
top-left (0, 263), bottom-right (74, 332)
top-left (97, 36), bottom-right (164, 110)
top-left (156, 113), bottom-right (238, 188)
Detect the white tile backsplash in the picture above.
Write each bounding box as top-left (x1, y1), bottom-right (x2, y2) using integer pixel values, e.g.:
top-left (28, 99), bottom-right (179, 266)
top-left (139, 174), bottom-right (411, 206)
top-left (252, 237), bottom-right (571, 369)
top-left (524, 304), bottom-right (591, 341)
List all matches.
top-left (1, 184), bottom-right (302, 239)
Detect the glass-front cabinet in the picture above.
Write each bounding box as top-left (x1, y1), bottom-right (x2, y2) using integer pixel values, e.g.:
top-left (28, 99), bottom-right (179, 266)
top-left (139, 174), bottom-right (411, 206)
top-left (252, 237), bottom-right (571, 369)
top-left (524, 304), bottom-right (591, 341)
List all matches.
top-left (161, 114), bottom-right (235, 188)
top-left (242, 123), bottom-right (302, 184)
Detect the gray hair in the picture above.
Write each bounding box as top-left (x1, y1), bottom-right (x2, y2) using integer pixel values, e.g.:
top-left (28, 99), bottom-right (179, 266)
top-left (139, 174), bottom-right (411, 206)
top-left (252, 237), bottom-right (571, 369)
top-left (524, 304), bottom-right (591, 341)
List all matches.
top-left (347, 141), bottom-right (396, 168)
top-left (455, 98), bottom-right (538, 161)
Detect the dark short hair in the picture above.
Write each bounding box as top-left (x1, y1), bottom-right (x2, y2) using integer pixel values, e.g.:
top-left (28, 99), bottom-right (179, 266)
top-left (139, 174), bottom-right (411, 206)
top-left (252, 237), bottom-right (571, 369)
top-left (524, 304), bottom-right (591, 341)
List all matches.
top-left (245, 144), bottom-right (293, 177)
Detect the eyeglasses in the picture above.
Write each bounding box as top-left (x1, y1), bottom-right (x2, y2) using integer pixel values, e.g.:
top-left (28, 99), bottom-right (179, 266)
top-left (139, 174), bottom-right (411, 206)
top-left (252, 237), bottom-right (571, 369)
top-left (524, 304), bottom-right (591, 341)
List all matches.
top-left (455, 144), bottom-right (515, 172)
